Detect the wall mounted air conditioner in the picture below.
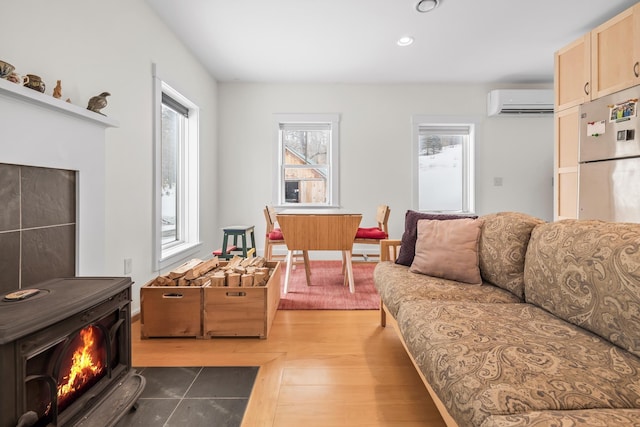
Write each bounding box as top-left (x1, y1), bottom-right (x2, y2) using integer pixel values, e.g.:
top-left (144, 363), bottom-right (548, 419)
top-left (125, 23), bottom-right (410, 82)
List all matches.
top-left (487, 89), bottom-right (554, 116)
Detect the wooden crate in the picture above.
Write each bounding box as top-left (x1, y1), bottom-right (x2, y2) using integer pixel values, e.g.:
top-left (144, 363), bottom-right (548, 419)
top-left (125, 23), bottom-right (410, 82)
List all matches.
top-left (140, 283), bottom-right (203, 338)
top-left (203, 261), bottom-right (280, 339)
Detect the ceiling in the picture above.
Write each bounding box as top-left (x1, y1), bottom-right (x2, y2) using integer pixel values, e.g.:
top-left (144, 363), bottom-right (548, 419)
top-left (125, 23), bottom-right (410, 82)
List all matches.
top-left (146, 0), bottom-right (637, 84)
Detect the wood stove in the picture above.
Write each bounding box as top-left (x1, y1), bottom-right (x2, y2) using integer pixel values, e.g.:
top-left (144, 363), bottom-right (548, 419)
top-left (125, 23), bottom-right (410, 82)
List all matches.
top-left (0, 277), bottom-right (144, 427)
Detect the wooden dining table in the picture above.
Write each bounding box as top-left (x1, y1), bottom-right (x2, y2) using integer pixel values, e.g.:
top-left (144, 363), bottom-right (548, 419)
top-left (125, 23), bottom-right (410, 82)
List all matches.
top-left (276, 209), bottom-right (362, 294)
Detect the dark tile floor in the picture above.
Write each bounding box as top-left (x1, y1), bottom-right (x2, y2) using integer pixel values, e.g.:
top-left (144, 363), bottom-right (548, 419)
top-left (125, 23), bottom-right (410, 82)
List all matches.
top-left (115, 366), bottom-right (258, 427)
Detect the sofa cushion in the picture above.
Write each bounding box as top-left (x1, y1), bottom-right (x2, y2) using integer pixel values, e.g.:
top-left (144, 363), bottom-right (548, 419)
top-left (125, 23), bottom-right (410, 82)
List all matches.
top-left (395, 210), bottom-right (477, 266)
top-left (410, 218), bottom-right (483, 284)
top-left (373, 261), bottom-right (521, 318)
top-left (524, 219), bottom-right (640, 358)
top-left (480, 409), bottom-right (640, 427)
top-left (396, 300), bottom-right (640, 427)
top-left (478, 212), bottom-right (544, 299)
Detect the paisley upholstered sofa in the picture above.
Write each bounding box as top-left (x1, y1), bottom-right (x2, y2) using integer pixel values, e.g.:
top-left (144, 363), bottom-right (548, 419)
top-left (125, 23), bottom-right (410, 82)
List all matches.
top-left (374, 211), bottom-right (640, 427)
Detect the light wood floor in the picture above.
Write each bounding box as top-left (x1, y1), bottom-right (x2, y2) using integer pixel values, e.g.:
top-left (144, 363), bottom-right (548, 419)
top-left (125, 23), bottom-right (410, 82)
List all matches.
top-left (132, 309), bottom-right (447, 427)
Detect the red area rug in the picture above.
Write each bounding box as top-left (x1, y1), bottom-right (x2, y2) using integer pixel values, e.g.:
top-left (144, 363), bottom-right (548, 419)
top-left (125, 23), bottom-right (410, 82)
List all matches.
top-left (278, 261), bottom-right (380, 310)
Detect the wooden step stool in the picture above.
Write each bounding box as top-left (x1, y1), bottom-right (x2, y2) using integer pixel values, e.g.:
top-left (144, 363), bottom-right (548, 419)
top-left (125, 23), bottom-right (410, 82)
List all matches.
top-left (216, 225), bottom-right (257, 259)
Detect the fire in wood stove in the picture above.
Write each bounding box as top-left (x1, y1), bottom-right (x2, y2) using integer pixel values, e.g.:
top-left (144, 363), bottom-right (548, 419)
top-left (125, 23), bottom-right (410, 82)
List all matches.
top-left (56, 325), bottom-right (106, 412)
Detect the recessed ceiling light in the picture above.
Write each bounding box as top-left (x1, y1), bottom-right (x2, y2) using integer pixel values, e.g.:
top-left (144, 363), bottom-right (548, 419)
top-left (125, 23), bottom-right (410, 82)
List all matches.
top-left (397, 36), bottom-right (414, 47)
top-left (416, 0), bottom-right (439, 13)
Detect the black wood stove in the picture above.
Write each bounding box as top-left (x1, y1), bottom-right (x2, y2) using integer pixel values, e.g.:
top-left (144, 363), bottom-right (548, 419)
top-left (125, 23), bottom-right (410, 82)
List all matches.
top-left (0, 277), bottom-right (144, 427)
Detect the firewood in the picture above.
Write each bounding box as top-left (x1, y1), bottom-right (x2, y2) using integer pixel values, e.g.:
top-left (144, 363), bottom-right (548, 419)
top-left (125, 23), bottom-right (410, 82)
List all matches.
top-left (177, 277), bottom-right (188, 287)
top-left (227, 273), bottom-right (241, 287)
top-left (168, 258), bottom-right (202, 279)
top-left (151, 275), bottom-right (173, 286)
top-left (254, 271), bottom-right (268, 286)
top-left (193, 276), bottom-right (211, 287)
top-left (241, 256), bottom-right (265, 268)
top-left (210, 272), bottom-right (226, 287)
top-left (251, 257), bottom-right (266, 268)
top-left (241, 274), bottom-right (254, 287)
top-left (221, 256), bottom-right (243, 271)
top-left (233, 266), bottom-right (246, 275)
top-left (185, 258), bottom-right (219, 280)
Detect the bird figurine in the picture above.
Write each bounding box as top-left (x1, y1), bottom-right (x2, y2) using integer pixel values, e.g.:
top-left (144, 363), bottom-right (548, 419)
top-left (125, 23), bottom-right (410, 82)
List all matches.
top-left (52, 80), bottom-right (62, 99)
top-left (87, 92), bottom-right (110, 115)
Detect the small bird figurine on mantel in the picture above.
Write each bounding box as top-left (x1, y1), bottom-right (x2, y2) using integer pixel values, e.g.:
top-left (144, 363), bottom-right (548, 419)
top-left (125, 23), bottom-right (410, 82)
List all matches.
top-left (87, 92), bottom-right (110, 115)
top-left (52, 80), bottom-right (62, 99)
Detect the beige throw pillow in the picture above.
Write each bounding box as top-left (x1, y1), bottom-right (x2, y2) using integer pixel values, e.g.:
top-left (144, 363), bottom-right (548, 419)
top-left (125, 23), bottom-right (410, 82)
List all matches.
top-left (410, 218), bottom-right (483, 285)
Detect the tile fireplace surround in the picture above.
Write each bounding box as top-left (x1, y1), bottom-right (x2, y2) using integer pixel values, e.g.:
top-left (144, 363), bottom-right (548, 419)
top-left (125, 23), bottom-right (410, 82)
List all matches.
top-left (0, 164), bottom-right (76, 293)
top-left (0, 78), bottom-right (118, 293)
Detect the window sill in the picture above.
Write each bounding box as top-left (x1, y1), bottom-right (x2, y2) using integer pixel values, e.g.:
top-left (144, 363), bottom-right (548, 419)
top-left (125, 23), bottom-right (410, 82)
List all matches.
top-left (158, 241), bottom-right (203, 271)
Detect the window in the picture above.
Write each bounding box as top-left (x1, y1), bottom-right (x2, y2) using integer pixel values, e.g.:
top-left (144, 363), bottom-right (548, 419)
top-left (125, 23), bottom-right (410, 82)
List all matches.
top-left (273, 114), bottom-right (340, 207)
top-left (412, 116), bottom-right (476, 214)
top-left (153, 68), bottom-right (200, 270)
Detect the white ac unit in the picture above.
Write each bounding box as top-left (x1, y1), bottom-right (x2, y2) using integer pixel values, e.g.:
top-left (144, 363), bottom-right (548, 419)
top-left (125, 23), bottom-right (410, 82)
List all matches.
top-left (487, 89), bottom-right (554, 116)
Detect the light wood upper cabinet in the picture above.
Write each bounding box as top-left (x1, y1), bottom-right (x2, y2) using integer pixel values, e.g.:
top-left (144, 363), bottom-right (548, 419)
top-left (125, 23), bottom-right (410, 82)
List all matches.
top-left (555, 34), bottom-right (591, 112)
top-left (591, 3), bottom-right (640, 99)
top-left (553, 3), bottom-right (640, 220)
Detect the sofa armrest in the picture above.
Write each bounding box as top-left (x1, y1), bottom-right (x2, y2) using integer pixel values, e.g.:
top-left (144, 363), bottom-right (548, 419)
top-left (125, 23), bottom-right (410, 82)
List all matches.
top-left (380, 239), bottom-right (402, 262)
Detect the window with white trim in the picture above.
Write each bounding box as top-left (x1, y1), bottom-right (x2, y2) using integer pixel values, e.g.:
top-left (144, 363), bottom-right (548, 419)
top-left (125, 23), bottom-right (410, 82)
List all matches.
top-left (153, 72), bottom-right (200, 270)
top-left (413, 117), bottom-right (476, 213)
top-left (273, 114), bottom-right (340, 207)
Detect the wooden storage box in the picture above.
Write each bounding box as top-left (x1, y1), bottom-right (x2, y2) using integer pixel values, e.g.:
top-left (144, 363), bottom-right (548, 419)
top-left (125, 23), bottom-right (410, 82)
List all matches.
top-left (140, 284), bottom-right (203, 338)
top-left (203, 261), bottom-right (280, 339)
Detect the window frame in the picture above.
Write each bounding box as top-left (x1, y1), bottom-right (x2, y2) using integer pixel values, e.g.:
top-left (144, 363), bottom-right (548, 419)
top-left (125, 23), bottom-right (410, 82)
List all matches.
top-left (273, 113), bottom-right (340, 208)
top-left (153, 66), bottom-right (201, 271)
top-left (411, 115), bottom-right (477, 214)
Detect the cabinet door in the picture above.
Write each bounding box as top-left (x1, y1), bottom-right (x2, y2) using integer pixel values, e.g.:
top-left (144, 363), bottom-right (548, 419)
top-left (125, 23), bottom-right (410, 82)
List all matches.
top-left (554, 106), bottom-right (580, 220)
top-left (555, 34), bottom-right (591, 112)
top-left (591, 4), bottom-right (640, 98)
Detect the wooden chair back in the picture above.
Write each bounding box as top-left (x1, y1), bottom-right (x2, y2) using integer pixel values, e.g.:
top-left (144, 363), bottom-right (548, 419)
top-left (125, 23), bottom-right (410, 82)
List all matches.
top-left (375, 205), bottom-right (391, 234)
top-left (264, 206), bottom-right (278, 235)
top-left (264, 206), bottom-right (311, 281)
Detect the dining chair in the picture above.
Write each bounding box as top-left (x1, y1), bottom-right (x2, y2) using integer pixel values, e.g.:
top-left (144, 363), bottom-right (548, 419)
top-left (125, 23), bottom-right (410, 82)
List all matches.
top-left (263, 206), bottom-right (311, 285)
top-left (351, 204), bottom-right (390, 262)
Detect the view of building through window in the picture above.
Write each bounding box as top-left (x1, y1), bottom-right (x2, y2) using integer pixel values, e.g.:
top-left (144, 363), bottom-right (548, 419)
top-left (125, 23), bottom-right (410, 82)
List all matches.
top-left (281, 127), bottom-right (329, 204)
top-left (274, 114), bottom-right (339, 207)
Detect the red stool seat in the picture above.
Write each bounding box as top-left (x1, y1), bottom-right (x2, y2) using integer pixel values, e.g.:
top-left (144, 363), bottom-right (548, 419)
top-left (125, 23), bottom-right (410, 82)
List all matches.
top-left (212, 245), bottom-right (237, 256)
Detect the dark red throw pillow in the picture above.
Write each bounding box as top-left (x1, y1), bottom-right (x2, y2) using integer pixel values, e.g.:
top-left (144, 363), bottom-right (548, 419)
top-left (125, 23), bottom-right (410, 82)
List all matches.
top-left (355, 227), bottom-right (388, 239)
top-left (395, 210), bottom-right (478, 266)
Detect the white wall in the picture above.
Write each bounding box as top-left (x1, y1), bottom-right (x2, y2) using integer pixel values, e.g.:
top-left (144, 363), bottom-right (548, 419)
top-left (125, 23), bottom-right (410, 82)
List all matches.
top-left (0, 0), bottom-right (555, 311)
top-left (0, 0), bottom-right (218, 314)
top-left (218, 83), bottom-right (554, 255)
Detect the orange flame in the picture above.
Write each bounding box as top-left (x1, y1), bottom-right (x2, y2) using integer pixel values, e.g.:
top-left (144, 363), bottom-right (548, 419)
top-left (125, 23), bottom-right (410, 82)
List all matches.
top-left (57, 326), bottom-right (104, 404)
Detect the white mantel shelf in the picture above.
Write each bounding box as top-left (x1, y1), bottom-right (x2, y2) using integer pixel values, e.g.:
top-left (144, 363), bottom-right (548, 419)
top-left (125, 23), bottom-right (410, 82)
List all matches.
top-left (0, 78), bottom-right (119, 128)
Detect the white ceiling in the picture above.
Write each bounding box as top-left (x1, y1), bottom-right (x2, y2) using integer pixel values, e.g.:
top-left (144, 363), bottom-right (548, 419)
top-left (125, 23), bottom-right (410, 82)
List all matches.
top-left (146, 0), bottom-right (637, 84)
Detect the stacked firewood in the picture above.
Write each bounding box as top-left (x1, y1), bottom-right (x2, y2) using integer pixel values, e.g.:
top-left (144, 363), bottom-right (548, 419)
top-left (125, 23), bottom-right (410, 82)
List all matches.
top-left (147, 256), bottom-right (273, 288)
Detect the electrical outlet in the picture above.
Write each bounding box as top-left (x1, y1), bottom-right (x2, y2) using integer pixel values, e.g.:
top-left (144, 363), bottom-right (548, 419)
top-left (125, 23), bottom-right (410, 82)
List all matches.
top-left (124, 258), bottom-right (132, 275)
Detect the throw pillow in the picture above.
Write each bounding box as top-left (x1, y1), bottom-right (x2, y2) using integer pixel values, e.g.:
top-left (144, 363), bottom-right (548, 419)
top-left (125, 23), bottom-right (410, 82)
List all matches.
top-left (395, 210), bottom-right (478, 266)
top-left (410, 218), bottom-right (484, 284)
